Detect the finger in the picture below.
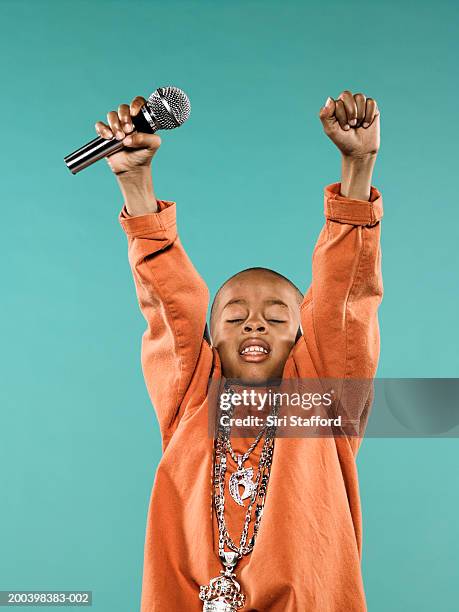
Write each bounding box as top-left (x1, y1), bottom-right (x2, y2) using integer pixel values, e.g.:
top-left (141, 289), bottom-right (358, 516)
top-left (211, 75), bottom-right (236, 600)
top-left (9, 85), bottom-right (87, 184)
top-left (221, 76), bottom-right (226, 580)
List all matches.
top-left (107, 110), bottom-right (125, 140)
top-left (338, 90), bottom-right (357, 126)
top-left (123, 132), bottom-right (162, 151)
top-left (363, 98), bottom-right (378, 128)
top-left (334, 100), bottom-right (350, 130)
top-left (319, 96), bottom-right (336, 124)
top-left (130, 96), bottom-right (147, 117)
top-left (118, 104), bottom-right (133, 133)
top-left (95, 120), bottom-right (114, 140)
top-left (354, 93), bottom-right (366, 127)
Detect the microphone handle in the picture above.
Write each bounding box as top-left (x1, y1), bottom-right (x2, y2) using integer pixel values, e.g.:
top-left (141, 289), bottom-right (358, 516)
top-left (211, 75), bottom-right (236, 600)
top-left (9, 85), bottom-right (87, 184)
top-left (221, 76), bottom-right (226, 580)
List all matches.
top-left (64, 106), bottom-right (157, 174)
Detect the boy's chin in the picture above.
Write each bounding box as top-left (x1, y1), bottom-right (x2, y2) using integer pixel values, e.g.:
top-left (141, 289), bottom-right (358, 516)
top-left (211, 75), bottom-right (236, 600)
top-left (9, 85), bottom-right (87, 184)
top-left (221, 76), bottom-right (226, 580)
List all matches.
top-left (224, 363), bottom-right (284, 385)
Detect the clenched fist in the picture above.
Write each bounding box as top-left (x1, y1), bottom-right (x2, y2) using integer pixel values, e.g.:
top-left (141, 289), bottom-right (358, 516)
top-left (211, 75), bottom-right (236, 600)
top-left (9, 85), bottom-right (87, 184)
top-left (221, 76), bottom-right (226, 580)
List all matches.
top-left (319, 90), bottom-right (380, 159)
top-left (95, 96), bottom-right (162, 175)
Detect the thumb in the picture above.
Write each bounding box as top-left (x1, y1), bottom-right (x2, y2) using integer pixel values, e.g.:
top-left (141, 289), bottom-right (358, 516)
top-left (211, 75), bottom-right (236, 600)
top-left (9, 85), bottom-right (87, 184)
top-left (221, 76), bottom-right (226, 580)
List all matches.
top-left (319, 97), bottom-right (336, 126)
top-left (123, 132), bottom-right (162, 151)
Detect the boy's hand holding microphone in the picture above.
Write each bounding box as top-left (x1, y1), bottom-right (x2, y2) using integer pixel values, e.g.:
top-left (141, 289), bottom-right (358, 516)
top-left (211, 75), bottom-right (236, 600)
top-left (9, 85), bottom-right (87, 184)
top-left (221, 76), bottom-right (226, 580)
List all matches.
top-left (95, 96), bottom-right (162, 215)
top-left (64, 86), bottom-right (190, 216)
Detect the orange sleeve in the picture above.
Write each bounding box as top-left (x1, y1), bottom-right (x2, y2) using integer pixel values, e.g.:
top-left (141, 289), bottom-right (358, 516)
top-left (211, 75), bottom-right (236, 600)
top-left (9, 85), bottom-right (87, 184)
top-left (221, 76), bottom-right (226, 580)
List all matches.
top-left (299, 182), bottom-right (383, 454)
top-left (118, 200), bottom-right (210, 438)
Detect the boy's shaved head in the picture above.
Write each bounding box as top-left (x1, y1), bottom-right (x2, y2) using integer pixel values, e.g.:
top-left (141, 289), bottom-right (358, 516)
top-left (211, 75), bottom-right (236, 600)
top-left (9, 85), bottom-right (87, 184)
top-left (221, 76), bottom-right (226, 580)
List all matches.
top-left (210, 267), bottom-right (303, 331)
top-left (209, 267), bottom-right (303, 382)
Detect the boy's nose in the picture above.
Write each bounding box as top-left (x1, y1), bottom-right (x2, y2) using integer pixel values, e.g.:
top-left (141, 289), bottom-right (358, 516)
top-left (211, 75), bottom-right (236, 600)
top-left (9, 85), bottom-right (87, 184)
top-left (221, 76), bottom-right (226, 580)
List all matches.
top-left (243, 322), bottom-right (266, 333)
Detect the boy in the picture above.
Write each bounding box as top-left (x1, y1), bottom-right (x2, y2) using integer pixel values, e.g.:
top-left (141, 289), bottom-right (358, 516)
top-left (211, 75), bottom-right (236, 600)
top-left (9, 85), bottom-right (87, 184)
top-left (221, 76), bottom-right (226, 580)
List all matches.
top-left (96, 89), bottom-right (383, 611)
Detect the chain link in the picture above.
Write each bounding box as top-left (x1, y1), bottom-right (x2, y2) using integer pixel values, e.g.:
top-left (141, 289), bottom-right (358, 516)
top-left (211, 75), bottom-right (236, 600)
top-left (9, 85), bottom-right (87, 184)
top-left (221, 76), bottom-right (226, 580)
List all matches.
top-left (212, 384), bottom-right (279, 560)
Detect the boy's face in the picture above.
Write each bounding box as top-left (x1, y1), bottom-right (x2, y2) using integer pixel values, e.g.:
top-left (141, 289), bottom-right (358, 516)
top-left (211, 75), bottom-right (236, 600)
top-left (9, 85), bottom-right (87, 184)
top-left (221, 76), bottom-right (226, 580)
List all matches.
top-left (210, 270), bottom-right (301, 383)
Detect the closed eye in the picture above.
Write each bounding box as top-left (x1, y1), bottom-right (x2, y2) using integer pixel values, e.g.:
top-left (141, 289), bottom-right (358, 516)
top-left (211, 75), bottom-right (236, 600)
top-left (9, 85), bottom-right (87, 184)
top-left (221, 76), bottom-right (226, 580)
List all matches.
top-left (226, 318), bottom-right (286, 323)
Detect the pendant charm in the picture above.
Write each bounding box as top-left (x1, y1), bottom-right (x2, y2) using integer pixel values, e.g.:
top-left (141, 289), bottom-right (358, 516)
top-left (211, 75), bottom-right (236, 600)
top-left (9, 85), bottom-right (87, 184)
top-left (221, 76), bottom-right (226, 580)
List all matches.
top-left (199, 552), bottom-right (245, 611)
top-left (229, 457), bottom-right (256, 506)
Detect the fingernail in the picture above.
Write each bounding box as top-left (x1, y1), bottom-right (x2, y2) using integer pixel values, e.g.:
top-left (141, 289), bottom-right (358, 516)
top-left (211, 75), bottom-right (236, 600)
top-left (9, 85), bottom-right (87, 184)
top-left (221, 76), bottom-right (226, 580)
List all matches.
top-left (344, 124), bottom-right (350, 130)
top-left (363, 122), bottom-right (369, 128)
top-left (116, 130), bottom-right (125, 140)
top-left (325, 96), bottom-right (332, 107)
top-left (124, 136), bottom-right (132, 146)
top-left (349, 118), bottom-right (357, 126)
top-left (124, 123), bottom-right (133, 133)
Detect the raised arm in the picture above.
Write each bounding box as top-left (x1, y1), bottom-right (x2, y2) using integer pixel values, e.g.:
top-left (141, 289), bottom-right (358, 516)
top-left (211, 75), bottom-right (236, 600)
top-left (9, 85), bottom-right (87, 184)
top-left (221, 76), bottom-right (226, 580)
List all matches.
top-left (96, 97), bottom-right (210, 447)
top-left (298, 91), bottom-right (383, 452)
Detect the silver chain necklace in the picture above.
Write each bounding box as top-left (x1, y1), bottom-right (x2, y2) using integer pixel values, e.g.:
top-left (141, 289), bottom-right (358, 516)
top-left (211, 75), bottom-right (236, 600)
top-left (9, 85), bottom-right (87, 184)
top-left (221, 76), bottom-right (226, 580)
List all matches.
top-left (199, 384), bottom-right (279, 611)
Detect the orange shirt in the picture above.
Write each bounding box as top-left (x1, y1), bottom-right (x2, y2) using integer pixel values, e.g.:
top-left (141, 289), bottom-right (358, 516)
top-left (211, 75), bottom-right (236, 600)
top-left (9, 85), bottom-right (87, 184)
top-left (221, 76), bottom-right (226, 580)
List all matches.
top-left (119, 182), bottom-right (383, 611)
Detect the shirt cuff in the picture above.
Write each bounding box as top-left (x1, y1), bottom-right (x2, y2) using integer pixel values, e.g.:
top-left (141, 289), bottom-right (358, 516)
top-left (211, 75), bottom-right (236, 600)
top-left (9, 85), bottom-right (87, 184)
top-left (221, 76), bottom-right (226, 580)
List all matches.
top-left (324, 182), bottom-right (383, 226)
top-left (118, 200), bottom-right (177, 238)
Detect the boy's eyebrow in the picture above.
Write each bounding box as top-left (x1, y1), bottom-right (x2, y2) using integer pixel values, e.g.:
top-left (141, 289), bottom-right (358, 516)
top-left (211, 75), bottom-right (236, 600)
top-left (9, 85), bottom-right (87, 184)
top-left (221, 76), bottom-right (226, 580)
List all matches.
top-left (222, 298), bottom-right (289, 309)
top-left (222, 299), bottom-right (246, 310)
top-left (265, 299), bottom-right (289, 308)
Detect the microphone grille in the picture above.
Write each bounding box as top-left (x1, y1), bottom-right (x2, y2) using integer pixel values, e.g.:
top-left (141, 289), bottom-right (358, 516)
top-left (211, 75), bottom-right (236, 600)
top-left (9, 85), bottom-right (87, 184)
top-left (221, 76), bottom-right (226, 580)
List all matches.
top-left (147, 86), bottom-right (191, 130)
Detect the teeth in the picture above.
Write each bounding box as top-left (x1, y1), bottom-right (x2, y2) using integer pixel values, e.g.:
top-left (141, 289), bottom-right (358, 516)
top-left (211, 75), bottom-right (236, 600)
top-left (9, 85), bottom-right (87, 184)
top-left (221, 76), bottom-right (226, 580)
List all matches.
top-left (240, 346), bottom-right (269, 355)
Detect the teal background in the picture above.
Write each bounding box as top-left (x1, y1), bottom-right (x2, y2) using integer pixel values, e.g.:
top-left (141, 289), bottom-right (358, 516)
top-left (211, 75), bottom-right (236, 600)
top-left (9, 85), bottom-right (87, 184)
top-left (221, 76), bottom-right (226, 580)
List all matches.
top-left (1, 0), bottom-right (458, 610)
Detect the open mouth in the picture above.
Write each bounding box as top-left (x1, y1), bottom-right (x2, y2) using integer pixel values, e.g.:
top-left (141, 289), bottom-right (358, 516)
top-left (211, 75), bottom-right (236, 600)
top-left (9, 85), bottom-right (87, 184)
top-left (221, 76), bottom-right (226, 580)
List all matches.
top-left (238, 338), bottom-right (271, 363)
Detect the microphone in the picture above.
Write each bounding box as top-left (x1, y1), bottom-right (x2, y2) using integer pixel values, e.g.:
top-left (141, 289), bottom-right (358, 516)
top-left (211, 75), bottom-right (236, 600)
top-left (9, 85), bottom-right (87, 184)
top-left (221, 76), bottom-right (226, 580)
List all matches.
top-left (64, 86), bottom-right (191, 174)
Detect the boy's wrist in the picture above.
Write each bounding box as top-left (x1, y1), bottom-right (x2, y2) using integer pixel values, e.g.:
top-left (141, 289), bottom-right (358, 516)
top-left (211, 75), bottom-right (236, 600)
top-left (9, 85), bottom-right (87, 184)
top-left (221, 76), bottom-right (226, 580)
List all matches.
top-left (115, 164), bottom-right (153, 185)
top-left (340, 153), bottom-right (377, 201)
top-left (342, 152), bottom-right (377, 165)
top-left (116, 167), bottom-right (158, 215)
